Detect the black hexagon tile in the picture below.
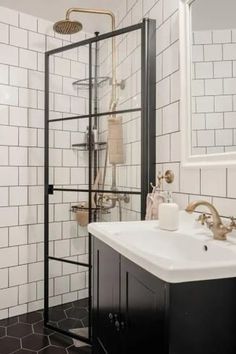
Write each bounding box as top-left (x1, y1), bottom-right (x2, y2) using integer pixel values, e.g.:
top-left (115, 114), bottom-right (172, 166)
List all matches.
top-left (0, 336), bottom-right (21, 354)
top-left (7, 323), bottom-right (33, 338)
top-left (22, 333), bottom-right (49, 351)
top-left (0, 298), bottom-right (91, 354)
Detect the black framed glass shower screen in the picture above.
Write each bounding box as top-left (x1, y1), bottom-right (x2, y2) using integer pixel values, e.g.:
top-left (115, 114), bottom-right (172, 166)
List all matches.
top-left (44, 19), bottom-right (156, 344)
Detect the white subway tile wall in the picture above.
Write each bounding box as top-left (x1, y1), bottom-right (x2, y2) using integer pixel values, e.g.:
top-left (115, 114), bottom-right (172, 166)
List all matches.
top-left (192, 29), bottom-right (236, 153)
top-left (0, 5), bottom-right (92, 318)
top-left (115, 1), bottom-right (236, 224)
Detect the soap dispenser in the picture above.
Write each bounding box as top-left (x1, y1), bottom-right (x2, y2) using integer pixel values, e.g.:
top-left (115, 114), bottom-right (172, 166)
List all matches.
top-left (159, 191), bottom-right (179, 231)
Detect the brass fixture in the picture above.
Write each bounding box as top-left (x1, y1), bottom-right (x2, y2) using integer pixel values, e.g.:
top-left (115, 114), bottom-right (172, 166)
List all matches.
top-left (185, 200), bottom-right (236, 241)
top-left (154, 170), bottom-right (175, 190)
top-left (53, 7), bottom-right (117, 111)
top-left (196, 213), bottom-right (211, 226)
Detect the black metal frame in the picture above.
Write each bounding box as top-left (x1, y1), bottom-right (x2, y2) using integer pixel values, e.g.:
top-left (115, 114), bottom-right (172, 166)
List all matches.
top-left (44, 18), bottom-right (156, 345)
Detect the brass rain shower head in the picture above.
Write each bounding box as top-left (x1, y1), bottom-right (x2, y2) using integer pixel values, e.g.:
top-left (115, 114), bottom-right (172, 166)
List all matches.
top-left (53, 19), bottom-right (83, 35)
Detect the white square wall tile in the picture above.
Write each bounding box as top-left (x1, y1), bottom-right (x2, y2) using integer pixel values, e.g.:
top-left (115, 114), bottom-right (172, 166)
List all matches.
top-left (19, 12), bottom-right (37, 31)
top-left (0, 104), bottom-right (9, 125)
top-left (0, 64), bottom-right (8, 85)
top-left (0, 187), bottom-right (8, 207)
top-left (19, 49), bottom-right (37, 70)
top-left (38, 18), bottom-right (54, 36)
top-left (201, 168), bottom-right (226, 197)
top-left (162, 102), bottom-right (179, 134)
top-left (0, 247), bottom-right (18, 268)
top-left (215, 130), bottom-right (233, 146)
top-left (163, 0), bottom-right (178, 20)
top-left (180, 168), bottom-right (200, 194)
top-left (0, 6), bottom-right (18, 26)
top-left (194, 31), bottom-right (212, 45)
top-left (156, 134), bottom-right (170, 163)
top-left (204, 44), bottom-right (222, 61)
top-left (19, 167), bottom-right (37, 186)
top-left (9, 147), bottom-right (28, 166)
top-left (197, 130), bottom-right (215, 147)
top-left (0, 23), bottom-right (8, 44)
top-left (10, 106), bottom-right (28, 127)
top-left (9, 304), bottom-right (27, 317)
top-left (0, 167), bottom-right (18, 186)
top-left (0, 287), bottom-right (18, 310)
top-left (215, 96), bottom-right (233, 112)
top-left (29, 262), bottom-right (44, 282)
top-left (213, 30), bottom-right (231, 43)
top-left (9, 265), bottom-right (28, 286)
top-left (0, 43), bottom-right (18, 65)
top-left (195, 63), bottom-right (213, 79)
top-left (10, 26), bottom-right (28, 48)
top-left (19, 88), bottom-right (37, 108)
top-left (10, 186), bottom-right (28, 206)
top-left (213, 197), bottom-right (236, 217)
top-left (19, 283), bottom-right (37, 304)
top-left (55, 276), bottom-right (70, 295)
top-left (156, 19), bottom-right (171, 54)
top-left (196, 96), bottom-right (214, 113)
top-left (0, 207), bottom-right (18, 227)
top-left (9, 225), bottom-right (28, 246)
top-left (223, 44), bottom-right (236, 60)
top-left (0, 85), bottom-right (18, 105)
top-left (205, 79), bottom-right (223, 95)
top-left (28, 32), bottom-right (45, 53)
top-left (0, 228), bottom-right (8, 248)
top-left (0, 269), bottom-right (8, 289)
top-left (213, 62), bottom-right (232, 78)
top-left (19, 206), bottom-right (37, 225)
top-left (29, 186), bottom-right (44, 205)
top-left (10, 67), bottom-right (28, 88)
top-left (71, 273), bottom-right (86, 291)
top-left (163, 41), bottom-right (179, 77)
top-left (224, 78), bottom-right (236, 95)
top-left (156, 77), bottom-right (170, 109)
top-left (19, 244), bottom-right (37, 265)
top-left (19, 127), bottom-right (37, 147)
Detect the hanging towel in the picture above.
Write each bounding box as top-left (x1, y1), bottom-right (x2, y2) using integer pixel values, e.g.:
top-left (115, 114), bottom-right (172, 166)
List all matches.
top-left (108, 116), bottom-right (125, 164)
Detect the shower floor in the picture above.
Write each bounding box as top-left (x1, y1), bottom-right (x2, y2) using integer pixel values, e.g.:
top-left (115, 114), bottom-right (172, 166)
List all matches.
top-left (0, 298), bottom-right (91, 354)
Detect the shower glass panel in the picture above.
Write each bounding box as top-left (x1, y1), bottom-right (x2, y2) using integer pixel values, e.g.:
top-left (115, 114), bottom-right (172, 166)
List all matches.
top-left (45, 19), bottom-right (156, 344)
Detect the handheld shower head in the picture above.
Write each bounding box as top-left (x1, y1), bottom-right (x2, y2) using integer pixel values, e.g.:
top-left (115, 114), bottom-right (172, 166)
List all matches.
top-left (53, 19), bottom-right (83, 35)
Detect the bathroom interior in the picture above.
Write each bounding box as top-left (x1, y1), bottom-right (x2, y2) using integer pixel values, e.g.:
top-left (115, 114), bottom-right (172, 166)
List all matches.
top-left (0, 0), bottom-right (236, 353)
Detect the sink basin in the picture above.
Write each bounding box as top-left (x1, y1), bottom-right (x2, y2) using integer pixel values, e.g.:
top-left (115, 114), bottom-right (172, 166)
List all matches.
top-left (88, 211), bottom-right (236, 283)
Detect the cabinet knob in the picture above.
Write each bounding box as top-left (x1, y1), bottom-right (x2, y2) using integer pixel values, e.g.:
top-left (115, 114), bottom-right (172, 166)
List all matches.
top-left (114, 320), bottom-right (120, 331)
top-left (108, 313), bottom-right (113, 322)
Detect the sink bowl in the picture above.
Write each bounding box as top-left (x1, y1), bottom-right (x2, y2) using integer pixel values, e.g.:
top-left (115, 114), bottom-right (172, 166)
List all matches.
top-left (88, 211), bottom-right (236, 283)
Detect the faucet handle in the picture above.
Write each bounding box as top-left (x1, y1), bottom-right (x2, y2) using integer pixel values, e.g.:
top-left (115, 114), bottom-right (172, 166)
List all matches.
top-left (197, 213), bottom-right (211, 226)
top-left (229, 217), bottom-right (236, 228)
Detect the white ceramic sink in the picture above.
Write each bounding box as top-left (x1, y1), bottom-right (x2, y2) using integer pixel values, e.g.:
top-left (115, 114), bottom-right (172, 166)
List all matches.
top-left (88, 211), bottom-right (236, 283)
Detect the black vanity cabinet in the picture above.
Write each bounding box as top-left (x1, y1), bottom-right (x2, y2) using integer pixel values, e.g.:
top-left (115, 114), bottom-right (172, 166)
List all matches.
top-left (92, 237), bottom-right (236, 354)
top-left (92, 237), bottom-right (167, 353)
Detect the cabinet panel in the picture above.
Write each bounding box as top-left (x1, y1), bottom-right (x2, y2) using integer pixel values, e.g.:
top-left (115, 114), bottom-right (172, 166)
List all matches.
top-left (93, 238), bottom-right (120, 354)
top-left (120, 256), bottom-right (167, 353)
top-left (169, 280), bottom-right (236, 354)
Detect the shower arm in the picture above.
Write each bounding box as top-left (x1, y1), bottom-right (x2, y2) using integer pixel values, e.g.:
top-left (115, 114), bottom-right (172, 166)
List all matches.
top-left (66, 8), bottom-right (117, 111)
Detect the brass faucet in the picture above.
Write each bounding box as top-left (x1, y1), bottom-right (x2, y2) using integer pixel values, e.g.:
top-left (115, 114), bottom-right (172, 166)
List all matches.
top-left (185, 200), bottom-right (236, 241)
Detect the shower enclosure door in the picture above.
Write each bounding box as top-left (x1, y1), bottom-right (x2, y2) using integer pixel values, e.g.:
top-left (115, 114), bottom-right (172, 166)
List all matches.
top-left (44, 18), bottom-right (156, 344)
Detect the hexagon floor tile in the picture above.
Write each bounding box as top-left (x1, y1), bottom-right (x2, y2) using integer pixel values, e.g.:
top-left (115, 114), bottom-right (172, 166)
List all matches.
top-left (0, 298), bottom-right (91, 354)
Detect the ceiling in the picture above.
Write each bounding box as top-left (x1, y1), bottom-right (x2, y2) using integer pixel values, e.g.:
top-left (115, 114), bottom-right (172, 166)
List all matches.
top-left (0, 0), bottom-right (124, 34)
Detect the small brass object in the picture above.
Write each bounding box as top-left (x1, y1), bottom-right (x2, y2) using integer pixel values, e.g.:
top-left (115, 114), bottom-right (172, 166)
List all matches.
top-left (186, 200), bottom-right (235, 241)
top-left (156, 170), bottom-right (175, 189)
top-left (197, 213), bottom-right (211, 226)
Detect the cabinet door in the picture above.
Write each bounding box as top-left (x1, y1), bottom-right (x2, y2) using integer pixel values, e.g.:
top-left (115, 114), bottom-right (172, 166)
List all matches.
top-left (120, 256), bottom-right (168, 353)
top-left (92, 238), bottom-right (121, 354)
